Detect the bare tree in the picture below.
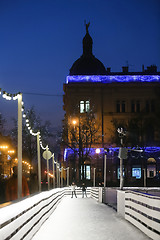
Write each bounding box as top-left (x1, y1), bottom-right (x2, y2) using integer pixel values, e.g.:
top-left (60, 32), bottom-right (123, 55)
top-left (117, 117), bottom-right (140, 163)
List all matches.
top-left (62, 110), bottom-right (100, 183)
top-left (11, 106), bottom-right (53, 166)
top-left (0, 113), bottom-right (6, 135)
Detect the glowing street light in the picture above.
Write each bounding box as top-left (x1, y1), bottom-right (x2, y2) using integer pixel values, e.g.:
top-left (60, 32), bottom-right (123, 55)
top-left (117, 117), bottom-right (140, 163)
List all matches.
top-left (8, 150), bottom-right (15, 154)
top-left (95, 148), bottom-right (100, 154)
top-left (0, 146), bottom-right (9, 149)
top-left (72, 120), bottom-right (77, 125)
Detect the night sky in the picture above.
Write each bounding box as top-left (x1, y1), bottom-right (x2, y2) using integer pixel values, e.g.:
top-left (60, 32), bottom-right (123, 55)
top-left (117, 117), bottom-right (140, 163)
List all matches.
top-left (0, 0), bottom-right (160, 131)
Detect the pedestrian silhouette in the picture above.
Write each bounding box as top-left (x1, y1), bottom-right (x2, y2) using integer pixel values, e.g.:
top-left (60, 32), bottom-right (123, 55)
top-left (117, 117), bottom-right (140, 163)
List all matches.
top-left (5, 166), bottom-right (30, 201)
top-left (71, 182), bottom-right (77, 198)
top-left (81, 183), bottom-right (87, 198)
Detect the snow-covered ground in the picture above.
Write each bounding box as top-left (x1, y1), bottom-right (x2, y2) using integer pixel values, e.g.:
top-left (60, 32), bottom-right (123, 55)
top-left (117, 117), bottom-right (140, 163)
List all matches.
top-left (32, 196), bottom-right (151, 240)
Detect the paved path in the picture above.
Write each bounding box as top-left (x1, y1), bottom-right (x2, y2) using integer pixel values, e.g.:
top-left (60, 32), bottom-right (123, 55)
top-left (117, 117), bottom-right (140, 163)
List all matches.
top-left (32, 196), bottom-right (151, 240)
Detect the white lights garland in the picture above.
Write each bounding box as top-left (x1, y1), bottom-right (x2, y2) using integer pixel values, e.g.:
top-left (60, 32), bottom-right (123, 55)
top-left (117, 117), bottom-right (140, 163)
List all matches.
top-left (0, 88), bottom-right (21, 101)
top-left (22, 104), bottom-right (47, 147)
top-left (0, 87), bottom-right (56, 162)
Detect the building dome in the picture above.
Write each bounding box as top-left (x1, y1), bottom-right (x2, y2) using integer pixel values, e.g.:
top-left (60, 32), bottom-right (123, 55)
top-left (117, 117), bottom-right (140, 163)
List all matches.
top-left (69, 23), bottom-right (106, 75)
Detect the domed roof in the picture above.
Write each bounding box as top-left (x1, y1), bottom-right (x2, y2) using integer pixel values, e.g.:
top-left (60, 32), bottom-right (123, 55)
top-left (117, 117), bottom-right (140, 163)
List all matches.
top-left (69, 23), bottom-right (106, 76)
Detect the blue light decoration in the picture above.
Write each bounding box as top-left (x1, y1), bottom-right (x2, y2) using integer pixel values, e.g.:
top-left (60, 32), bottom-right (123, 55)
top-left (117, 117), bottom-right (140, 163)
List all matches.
top-left (66, 75), bottom-right (160, 84)
top-left (63, 147), bottom-right (160, 161)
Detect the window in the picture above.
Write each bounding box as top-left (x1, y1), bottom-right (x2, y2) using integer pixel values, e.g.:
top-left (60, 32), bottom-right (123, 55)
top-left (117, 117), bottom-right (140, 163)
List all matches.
top-left (80, 101), bottom-right (85, 113)
top-left (117, 167), bottom-right (125, 179)
top-left (116, 101), bottom-right (120, 113)
top-left (149, 171), bottom-right (154, 178)
top-left (131, 101), bottom-right (135, 113)
top-left (132, 168), bottom-right (141, 179)
top-left (131, 100), bottom-right (140, 113)
top-left (122, 101), bottom-right (125, 113)
top-left (86, 101), bottom-right (90, 112)
top-left (146, 100), bottom-right (150, 112)
top-left (145, 100), bottom-right (155, 113)
top-left (81, 165), bottom-right (91, 180)
top-left (136, 101), bottom-right (140, 113)
top-left (116, 101), bottom-right (125, 113)
top-left (151, 100), bottom-right (155, 112)
top-left (86, 165), bottom-right (91, 180)
top-left (80, 100), bottom-right (90, 113)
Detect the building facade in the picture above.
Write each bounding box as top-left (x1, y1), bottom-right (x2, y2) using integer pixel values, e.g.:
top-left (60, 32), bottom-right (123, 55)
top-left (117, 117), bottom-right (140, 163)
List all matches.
top-left (63, 25), bottom-right (160, 186)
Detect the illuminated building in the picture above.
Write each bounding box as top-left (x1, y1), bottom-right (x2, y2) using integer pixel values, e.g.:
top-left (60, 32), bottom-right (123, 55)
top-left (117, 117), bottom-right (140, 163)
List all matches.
top-left (0, 135), bottom-right (16, 178)
top-left (63, 24), bottom-right (160, 186)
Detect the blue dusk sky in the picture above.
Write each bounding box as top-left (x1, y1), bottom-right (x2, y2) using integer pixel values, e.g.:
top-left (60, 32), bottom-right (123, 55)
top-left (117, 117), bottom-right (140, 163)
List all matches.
top-left (0, 0), bottom-right (160, 131)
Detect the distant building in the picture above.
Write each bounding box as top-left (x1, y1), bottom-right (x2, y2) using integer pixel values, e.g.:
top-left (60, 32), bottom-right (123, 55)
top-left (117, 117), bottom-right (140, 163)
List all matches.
top-left (63, 24), bottom-right (160, 186)
top-left (0, 134), bottom-right (16, 178)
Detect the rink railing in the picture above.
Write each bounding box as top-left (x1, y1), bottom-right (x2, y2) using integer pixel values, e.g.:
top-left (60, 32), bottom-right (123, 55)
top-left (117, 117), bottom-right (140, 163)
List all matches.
top-left (0, 187), bottom-right (93, 240)
top-left (90, 187), bottom-right (103, 202)
top-left (0, 188), bottom-right (68, 240)
top-left (117, 190), bottom-right (160, 240)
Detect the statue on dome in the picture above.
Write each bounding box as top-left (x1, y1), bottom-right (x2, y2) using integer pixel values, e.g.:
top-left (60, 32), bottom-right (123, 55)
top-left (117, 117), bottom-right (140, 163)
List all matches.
top-left (84, 21), bottom-right (90, 33)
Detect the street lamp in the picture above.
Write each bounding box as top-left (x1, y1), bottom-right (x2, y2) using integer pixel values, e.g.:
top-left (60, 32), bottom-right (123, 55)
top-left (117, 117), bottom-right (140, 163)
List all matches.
top-left (95, 148), bottom-right (100, 154)
top-left (18, 93), bottom-right (22, 199)
top-left (66, 167), bottom-right (69, 186)
top-left (72, 120), bottom-right (77, 125)
top-left (117, 127), bottom-right (126, 190)
top-left (95, 148), bottom-right (108, 187)
top-left (37, 132), bottom-right (41, 192)
top-left (93, 167), bottom-right (96, 187)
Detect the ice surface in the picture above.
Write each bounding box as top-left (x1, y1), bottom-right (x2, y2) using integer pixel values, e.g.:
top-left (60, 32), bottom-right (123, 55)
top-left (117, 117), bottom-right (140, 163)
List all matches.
top-left (32, 196), bottom-right (150, 240)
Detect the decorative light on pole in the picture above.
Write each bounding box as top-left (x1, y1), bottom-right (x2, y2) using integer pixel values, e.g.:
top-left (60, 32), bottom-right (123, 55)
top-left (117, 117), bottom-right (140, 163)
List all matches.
top-left (43, 146), bottom-right (52, 190)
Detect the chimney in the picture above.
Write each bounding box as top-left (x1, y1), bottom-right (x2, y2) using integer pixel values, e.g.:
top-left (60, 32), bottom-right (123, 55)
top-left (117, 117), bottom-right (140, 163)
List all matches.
top-left (122, 66), bottom-right (128, 73)
top-left (146, 65), bottom-right (157, 73)
top-left (107, 67), bottom-right (111, 73)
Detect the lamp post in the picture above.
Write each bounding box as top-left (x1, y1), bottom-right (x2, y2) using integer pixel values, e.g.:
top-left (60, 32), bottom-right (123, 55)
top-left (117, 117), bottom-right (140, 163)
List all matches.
top-left (96, 148), bottom-right (107, 187)
top-left (93, 168), bottom-right (96, 187)
top-left (67, 167), bottom-right (69, 186)
top-left (61, 167), bottom-right (63, 188)
top-left (52, 153), bottom-right (55, 188)
top-left (37, 132), bottom-right (41, 192)
top-left (46, 146), bottom-right (50, 190)
top-left (56, 162), bottom-right (59, 187)
top-left (58, 165), bottom-right (60, 187)
top-left (117, 127), bottom-right (126, 190)
top-left (104, 152), bottom-right (107, 188)
top-left (18, 93), bottom-right (22, 199)
top-left (95, 148), bottom-right (101, 187)
top-left (42, 147), bottom-right (52, 190)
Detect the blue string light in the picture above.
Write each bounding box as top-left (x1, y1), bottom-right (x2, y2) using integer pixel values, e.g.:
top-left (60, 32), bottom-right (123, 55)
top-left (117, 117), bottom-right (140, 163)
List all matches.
top-left (66, 75), bottom-right (160, 84)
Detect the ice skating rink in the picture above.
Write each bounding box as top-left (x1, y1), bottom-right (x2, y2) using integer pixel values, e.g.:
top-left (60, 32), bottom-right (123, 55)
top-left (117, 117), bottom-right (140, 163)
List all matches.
top-left (32, 196), bottom-right (150, 240)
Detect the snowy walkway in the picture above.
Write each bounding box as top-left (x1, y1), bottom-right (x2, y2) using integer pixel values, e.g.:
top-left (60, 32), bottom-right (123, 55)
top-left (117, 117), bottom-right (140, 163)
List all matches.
top-left (32, 196), bottom-right (150, 240)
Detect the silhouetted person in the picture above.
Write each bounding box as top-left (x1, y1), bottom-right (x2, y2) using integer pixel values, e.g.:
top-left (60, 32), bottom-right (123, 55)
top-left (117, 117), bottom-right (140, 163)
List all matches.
top-left (0, 176), bottom-right (6, 204)
top-left (29, 172), bottom-right (38, 194)
top-left (71, 182), bottom-right (77, 198)
top-left (81, 183), bottom-right (87, 198)
top-left (5, 166), bottom-right (30, 202)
